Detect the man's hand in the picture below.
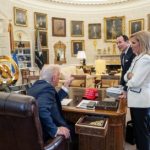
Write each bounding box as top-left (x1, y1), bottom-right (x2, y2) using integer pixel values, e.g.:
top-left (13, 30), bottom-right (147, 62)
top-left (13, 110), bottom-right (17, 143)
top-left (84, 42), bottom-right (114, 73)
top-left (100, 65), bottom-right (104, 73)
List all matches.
top-left (119, 91), bottom-right (127, 99)
top-left (56, 126), bottom-right (70, 139)
top-left (63, 76), bottom-right (74, 88)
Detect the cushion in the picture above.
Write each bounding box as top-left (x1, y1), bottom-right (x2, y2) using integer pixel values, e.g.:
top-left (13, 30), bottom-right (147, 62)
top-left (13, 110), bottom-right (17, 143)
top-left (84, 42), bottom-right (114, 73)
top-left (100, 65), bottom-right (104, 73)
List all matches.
top-left (60, 66), bottom-right (77, 80)
top-left (76, 68), bottom-right (84, 75)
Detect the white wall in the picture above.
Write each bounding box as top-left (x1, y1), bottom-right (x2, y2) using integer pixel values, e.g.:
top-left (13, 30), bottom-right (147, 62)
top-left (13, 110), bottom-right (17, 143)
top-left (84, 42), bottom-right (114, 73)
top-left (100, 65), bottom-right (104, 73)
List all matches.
top-left (0, 0), bottom-right (150, 65)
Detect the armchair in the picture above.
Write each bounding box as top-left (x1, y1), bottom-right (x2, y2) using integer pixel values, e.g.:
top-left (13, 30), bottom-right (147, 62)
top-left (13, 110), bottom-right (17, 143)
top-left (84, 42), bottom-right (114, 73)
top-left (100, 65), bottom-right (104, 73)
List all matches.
top-left (0, 92), bottom-right (68, 150)
top-left (58, 65), bottom-right (95, 88)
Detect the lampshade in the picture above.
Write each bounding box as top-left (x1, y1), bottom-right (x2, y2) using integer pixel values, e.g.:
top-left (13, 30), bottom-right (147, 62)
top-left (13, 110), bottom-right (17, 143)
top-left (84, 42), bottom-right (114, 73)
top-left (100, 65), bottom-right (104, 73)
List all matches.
top-left (77, 51), bottom-right (86, 59)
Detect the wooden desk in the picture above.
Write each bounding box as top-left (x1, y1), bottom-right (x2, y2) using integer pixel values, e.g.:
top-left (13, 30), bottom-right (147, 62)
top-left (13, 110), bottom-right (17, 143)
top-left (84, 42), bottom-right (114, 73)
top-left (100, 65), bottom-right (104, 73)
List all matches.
top-left (62, 92), bottom-right (127, 150)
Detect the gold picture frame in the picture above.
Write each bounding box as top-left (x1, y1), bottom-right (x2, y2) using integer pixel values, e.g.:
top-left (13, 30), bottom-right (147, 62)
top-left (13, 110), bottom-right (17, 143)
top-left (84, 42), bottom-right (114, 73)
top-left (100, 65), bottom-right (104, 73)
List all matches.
top-left (71, 21), bottom-right (84, 37)
top-left (71, 40), bottom-right (85, 57)
top-left (34, 12), bottom-right (47, 30)
top-left (104, 16), bottom-right (125, 42)
top-left (148, 14), bottom-right (150, 31)
top-left (52, 17), bottom-right (66, 37)
top-left (54, 41), bottom-right (66, 64)
top-left (14, 7), bottom-right (27, 27)
top-left (129, 19), bottom-right (144, 35)
top-left (88, 23), bottom-right (101, 39)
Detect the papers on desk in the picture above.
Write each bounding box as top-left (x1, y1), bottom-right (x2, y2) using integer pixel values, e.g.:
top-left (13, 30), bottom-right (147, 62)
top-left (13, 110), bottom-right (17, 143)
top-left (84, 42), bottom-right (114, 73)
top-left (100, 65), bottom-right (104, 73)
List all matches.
top-left (61, 99), bottom-right (72, 106)
top-left (106, 87), bottom-right (123, 98)
top-left (76, 100), bottom-right (97, 109)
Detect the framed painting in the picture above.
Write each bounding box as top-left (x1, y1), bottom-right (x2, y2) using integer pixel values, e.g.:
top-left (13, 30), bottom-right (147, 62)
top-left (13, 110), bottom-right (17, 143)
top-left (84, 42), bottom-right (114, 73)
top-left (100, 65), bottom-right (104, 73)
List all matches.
top-left (129, 19), bottom-right (144, 35)
top-left (34, 12), bottom-right (47, 29)
top-left (148, 14), bottom-right (150, 31)
top-left (104, 16), bottom-right (125, 42)
top-left (42, 49), bottom-right (49, 64)
top-left (71, 40), bottom-right (85, 57)
top-left (14, 7), bottom-right (27, 27)
top-left (71, 21), bottom-right (84, 37)
top-left (52, 17), bottom-right (66, 37)
top-left (39, 31), bottom-right (48, 48)
top-left (88, 23), bottom-right (101, 39)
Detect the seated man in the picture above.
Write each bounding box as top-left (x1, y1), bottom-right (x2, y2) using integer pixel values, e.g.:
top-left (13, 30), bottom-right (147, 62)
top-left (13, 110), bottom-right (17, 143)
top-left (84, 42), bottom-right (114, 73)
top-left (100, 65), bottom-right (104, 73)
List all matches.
top-left (27, 64), bottom-right (74, 142)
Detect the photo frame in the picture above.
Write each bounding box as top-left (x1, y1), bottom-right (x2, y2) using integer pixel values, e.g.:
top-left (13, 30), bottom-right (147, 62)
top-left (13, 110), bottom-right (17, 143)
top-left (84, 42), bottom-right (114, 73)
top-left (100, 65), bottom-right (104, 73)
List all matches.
top-left (148, 14), bottom-right (150, 31)
top-left (34, 12), bottom-right (47, 29)
top-left (39, 31), bottom-right (48, 48)
top-left (71, 40), bottom-right (85, 57)
top-left (71, 21), bottom-right (84, 37)
top-left (88, 23), bottom-right (101, 39)
top-left (52, 17), bottom-right (66, 37)
top-left (129, 19), bottom-right (144, 35)
top-left (14, 7), bottom-right (27, 27)
top-left (104, 16), bottom-right (125, 42)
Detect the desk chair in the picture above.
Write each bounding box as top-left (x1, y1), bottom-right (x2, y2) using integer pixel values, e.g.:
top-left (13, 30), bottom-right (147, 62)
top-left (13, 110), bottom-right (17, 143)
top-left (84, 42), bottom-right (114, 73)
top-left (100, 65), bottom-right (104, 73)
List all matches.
top-left (0, 92), bottom-right (68, 150)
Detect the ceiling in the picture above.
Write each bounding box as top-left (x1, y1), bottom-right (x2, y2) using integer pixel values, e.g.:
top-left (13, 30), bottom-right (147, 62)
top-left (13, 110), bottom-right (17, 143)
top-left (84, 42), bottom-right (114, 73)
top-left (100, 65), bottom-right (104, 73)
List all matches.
top-left (46, 0), bottom-right (133, 5)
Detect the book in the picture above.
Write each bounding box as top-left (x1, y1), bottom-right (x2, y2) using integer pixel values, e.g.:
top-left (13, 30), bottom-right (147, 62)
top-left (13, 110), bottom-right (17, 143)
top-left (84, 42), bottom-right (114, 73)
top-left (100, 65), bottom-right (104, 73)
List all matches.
top-left (76, 100), bottom-right (97, 109)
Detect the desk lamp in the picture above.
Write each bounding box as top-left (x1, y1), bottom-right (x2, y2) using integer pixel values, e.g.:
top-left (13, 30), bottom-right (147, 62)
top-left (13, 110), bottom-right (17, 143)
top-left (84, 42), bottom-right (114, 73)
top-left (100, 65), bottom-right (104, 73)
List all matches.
top-left (77, 51), bottom-right (86, 66)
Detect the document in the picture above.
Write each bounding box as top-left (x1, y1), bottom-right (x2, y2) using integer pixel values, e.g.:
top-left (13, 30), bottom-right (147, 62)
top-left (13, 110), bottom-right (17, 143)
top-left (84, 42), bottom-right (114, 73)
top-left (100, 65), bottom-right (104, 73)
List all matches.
top-left (61, 99), bottom-right (72, 106)
top-left (76, 100), bottom-right (97, 109)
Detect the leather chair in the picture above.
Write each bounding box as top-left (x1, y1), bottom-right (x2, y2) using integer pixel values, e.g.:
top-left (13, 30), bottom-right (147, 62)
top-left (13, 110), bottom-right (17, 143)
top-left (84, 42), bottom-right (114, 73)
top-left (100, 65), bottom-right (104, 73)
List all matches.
top-left (0, 92), bottom-right (68, 150)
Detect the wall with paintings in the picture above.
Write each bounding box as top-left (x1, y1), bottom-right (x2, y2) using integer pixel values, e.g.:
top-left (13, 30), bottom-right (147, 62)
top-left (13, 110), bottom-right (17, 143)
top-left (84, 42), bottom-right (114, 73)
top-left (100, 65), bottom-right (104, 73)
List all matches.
top-left (0, 0), bottom-right (150, 66)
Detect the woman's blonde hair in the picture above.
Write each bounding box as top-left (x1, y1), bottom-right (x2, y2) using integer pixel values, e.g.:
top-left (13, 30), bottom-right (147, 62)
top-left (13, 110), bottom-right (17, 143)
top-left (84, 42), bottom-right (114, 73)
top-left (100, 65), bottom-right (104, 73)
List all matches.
top-left (130, 31), bottom-right (150, 55)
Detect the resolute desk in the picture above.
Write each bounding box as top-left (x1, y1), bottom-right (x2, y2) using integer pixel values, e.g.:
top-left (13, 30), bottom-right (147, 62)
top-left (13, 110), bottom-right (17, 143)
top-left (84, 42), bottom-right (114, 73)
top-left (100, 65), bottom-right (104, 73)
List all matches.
top-left (62, 91), bottom-right (127, 150)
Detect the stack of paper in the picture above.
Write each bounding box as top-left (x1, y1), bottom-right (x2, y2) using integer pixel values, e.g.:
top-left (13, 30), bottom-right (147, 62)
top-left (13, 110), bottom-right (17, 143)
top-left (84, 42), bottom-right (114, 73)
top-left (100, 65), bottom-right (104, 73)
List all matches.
top-left (61, 99), bottom-right (72, 106)
top-left (106, 87), bottom-right (123, 98)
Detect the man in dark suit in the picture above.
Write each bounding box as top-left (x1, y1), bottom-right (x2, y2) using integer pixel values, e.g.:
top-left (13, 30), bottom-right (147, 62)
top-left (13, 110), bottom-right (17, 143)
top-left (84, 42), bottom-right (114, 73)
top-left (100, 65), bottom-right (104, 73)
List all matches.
top-left (27, 64), bottom-right (74, 142)
top-left (116, 35), bottom-right (135, 98)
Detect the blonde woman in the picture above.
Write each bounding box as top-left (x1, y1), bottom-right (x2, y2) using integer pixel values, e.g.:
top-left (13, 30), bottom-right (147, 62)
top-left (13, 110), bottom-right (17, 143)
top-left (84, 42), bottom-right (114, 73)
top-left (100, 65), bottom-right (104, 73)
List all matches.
top-left (124, 31), bottom-right (150, 150)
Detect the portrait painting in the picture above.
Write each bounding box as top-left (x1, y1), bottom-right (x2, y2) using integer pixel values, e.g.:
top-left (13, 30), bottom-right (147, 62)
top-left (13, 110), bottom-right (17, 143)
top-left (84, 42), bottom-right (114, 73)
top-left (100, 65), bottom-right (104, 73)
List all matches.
top-left (39, 31), bottom-right (48, 48)
top-left (14, 7), bottom-right (27, 26)
top-left (129, 19), bottom-right (144, 35)
top-left (148, 14), bottom-right (150, 31)
top-left (52, 17), bottom-right (66, 37)
top-left (104, 16), bottom-right (125, 42)
top-left (88, 23), bottom-right (101, 39)
top-left (71, 21), bottom-right (84, 37)
top-left (34, 12), bottom-right (47, 29)
top-left (71, 40), bottom-right (85, 57)
top-left (42, 49), bottom-right (49, 64)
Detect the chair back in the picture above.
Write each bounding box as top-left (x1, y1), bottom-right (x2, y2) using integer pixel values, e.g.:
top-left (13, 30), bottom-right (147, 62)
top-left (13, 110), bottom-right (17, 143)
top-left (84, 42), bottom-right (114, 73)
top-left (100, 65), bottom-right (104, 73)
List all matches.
top-left (101, 75), bottom-right (120, 88)
top-left (0, 92), bottom-right (44, 150)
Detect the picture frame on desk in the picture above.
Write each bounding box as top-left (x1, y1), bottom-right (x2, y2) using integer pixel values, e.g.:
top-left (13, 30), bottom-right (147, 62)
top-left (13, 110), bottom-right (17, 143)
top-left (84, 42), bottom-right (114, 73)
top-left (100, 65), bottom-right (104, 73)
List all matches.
top-left (71, 40), bottom-right (85, 57)
top-left (88, 23), bottom-right (101, 39)
top-left (52, 17), bottom-right (66, 37)
top-left (104, 16), bottom-right (125, 42)
top-left (71, 21), bottom-right (84, 37)
top-left (14, 7), bottom-right (27, 27)
top-left (129, 18), bottom-right (144, 35)
top-left (34, 12), bottom-right (47, 30)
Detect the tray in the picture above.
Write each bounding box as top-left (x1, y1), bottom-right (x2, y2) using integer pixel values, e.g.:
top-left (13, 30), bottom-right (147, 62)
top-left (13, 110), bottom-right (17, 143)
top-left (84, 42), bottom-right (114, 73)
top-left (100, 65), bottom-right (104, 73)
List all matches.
top-left (75, 115), bottom-right (108, 137)
top-left (95, 100), bottom-right (119, 111)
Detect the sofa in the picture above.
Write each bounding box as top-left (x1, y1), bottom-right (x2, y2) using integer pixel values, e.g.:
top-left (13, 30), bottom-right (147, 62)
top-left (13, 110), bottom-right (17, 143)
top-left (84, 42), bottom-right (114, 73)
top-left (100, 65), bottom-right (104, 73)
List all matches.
top-left (58, 65), bottom-right (95, 88)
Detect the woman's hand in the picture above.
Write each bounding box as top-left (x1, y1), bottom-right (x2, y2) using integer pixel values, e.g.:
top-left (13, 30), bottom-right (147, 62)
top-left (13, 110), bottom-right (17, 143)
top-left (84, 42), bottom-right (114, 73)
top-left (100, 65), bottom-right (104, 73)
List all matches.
top-left (127, 72), bottom-right (133, 80)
